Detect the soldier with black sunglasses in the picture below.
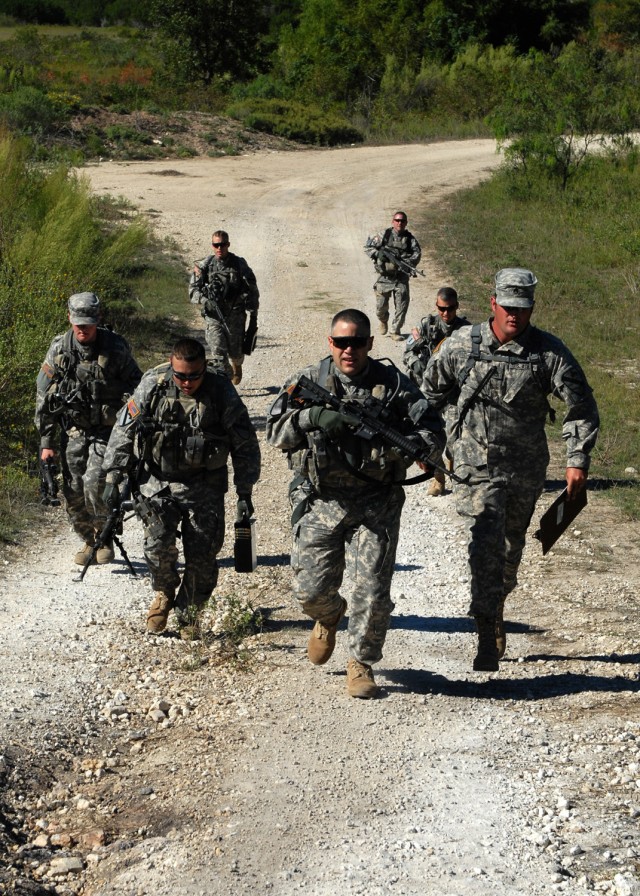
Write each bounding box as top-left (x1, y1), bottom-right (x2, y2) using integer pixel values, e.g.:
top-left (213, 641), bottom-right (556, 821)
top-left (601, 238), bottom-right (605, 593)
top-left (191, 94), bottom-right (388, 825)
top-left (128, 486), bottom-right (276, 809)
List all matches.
top-left (365, 211), bottom-right (422, 340)
top-left (267, 309), bottom-right (444, 699)
top-left (102, 337), bottom-right (260, 639)
top-left (189, 229), bottom-right (260, 386)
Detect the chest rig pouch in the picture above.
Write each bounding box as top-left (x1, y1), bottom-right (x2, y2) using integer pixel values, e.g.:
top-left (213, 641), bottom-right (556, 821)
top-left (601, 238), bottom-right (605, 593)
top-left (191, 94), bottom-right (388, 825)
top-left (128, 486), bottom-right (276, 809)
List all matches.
top-left (453, 323), bottom-right (555, 439)
top-left (47, 331), bottom-right (113, 430)
top-left (291, 357), bottom-right (406, 492)
top-left (149, 373), bottom-right (229, 475)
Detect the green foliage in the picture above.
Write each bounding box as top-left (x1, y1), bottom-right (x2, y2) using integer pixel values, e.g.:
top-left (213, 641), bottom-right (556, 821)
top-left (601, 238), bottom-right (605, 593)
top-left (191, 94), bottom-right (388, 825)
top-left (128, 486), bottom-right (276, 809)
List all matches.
top-left (0, 85), bottom-right (57, 135)
top-left (0, 134), bottom-right (148, 481)
top-left (488, 43), bottom-right (638, 189)
top-left (422, 152), bottom-right (640, 514)
top-left (151, 0), bottom-right (269, 86)
top-left (592, 0), bottom-right (640, 49)
top-left (421, 0), bottom-right (591, 63)
top-left (227, 97), bottom-right (363, 146)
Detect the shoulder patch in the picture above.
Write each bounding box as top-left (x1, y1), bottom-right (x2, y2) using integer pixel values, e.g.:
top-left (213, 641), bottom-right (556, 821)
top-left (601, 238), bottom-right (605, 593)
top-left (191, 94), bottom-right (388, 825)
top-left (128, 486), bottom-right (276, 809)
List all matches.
top-left (127, 397), bottom-right (141, 419)
top-left (41, 362), bottom-right (54, 380)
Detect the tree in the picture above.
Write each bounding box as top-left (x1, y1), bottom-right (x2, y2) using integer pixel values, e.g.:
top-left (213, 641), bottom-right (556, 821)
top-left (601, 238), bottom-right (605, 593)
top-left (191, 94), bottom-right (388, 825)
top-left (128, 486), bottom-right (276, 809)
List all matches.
top-left (489, 43), bottom-right (635, 190)
top-left (421, 0), bottom-right (591, 63)
top-left (152, 0), bottom-right (269, 85)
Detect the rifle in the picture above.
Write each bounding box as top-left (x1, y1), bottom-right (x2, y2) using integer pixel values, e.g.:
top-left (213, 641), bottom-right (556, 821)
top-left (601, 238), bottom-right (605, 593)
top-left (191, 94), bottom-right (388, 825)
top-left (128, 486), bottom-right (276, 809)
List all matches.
top-left (76, 481), bottom-right (137, 583)
top-left (370, 244), bottom-right (425, 279)
top-left (286, 374), bottom-right (464, 484)
top-left (198, 272), bottom-right (231, 336)
top-left (39, 459), bottom-right (61, 507)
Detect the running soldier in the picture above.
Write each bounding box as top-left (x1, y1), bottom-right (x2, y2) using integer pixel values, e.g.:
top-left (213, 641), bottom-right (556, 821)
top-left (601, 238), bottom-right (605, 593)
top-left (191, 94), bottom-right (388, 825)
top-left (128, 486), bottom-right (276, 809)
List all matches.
top-left (403, 287), bottom-right (470, 497)
top-left (422, 269), bottom-right (599, 671)
top-left (35, 292), bottom-right (142, 566)
top-left (189, 230), bottom-right (259, 385)
top-left (101, 337), bottom-right (260, 638)
top-left (365, 211), bottom-right (421, 340)
top-left (267, 309), bottom-right (444, 698)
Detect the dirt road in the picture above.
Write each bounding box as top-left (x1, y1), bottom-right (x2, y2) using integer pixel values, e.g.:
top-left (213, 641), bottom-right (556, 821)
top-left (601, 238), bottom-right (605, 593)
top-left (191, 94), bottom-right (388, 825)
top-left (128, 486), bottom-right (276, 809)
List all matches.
top-left (3, 141), bottom-right (640, 896)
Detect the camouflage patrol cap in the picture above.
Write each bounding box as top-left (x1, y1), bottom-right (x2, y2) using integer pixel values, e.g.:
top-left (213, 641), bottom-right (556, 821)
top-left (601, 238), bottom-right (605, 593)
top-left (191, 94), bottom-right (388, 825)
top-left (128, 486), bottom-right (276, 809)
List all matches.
top-left (68, 292), bottom-right (100, 325)
top-left (494, 268), bottom-right (537, 308)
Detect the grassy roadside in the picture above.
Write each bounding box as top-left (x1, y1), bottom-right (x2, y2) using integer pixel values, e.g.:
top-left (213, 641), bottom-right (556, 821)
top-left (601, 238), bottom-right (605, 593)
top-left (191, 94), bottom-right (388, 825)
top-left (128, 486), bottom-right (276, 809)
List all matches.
top-left (0, 185), bottom-right (192, 544)
top-left (418, 156), bottom-right (640, 518)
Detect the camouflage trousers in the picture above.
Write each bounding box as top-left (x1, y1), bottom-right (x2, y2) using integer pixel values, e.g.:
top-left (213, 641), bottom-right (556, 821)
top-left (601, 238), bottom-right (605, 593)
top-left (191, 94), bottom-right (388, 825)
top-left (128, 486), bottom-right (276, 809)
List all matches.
top-left (204, 308), bottom-right (246, 374)
top-left (454, 469), bottom-right (545, 616)
top-left (290, 485), bottom-right (405, 664)
top-left (141, 481), bottom-right (225, 615)
top-left (374, 276), bottom-right (410, 334)
top-left (60, 428), bottom-right (110, 542)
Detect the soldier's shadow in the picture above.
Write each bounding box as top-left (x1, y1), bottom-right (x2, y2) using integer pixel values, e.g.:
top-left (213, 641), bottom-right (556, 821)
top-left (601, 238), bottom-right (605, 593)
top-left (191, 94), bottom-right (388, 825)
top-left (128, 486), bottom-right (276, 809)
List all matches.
top-left (382, 665), bottom-right (640, 700)
top-left (390, 614), bottom-right (539, 636)
top-left (218, 553), bottom-right (291, 569)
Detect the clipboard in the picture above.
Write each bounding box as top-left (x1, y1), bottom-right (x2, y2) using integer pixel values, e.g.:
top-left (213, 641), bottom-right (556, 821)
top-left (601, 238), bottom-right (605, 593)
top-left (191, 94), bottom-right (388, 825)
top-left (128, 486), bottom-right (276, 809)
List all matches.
top-left (533, 487), bottom-right (587, 555)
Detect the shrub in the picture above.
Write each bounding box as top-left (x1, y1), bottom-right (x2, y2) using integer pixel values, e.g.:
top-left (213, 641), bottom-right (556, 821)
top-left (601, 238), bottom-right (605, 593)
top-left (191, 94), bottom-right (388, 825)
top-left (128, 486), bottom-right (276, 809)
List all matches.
top-left (0, 85), bottom-right (58, 135)
top-left (227, 98), bottom-right (363, 146)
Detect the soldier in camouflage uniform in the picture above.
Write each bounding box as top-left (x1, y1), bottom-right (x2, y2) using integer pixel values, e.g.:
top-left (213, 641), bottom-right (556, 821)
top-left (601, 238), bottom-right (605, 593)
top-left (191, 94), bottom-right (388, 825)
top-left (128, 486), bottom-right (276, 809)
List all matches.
top-left (403, 287), bottom-right (471, 497)
top-left (101, 337), bottom-right (260, 639)
top-left (266, 309), bottom-right (444, 698)
top-left (422, 269), bottom-right (599, 672)
top-left (35, 292), bottom-right (142, 566)
top-left (189, 229), bottom-right (259, 385)
top-left (365, 211), bottom-right (421, 340)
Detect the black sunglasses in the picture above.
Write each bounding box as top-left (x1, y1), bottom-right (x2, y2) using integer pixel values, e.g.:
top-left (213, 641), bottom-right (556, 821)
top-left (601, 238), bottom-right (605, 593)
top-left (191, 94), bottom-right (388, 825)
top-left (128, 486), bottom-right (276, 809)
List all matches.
top-left (436, 304), bottom-right (457, 313)
top-left (212, 241), bottom-right (229, 248)
top-left (331, 336), bottom-right (369, 349)
top-left (172, 366), bottom-right (206, 382)
top-left (394, 218), bottom-right (407, 223)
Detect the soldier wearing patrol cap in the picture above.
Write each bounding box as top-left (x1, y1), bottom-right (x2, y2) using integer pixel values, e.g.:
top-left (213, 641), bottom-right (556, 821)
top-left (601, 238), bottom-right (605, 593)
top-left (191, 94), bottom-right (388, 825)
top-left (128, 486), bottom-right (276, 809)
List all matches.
top-left (35, 292), bottom-right (142, 566)
top-left (422, 268), bottom-right (599, 672)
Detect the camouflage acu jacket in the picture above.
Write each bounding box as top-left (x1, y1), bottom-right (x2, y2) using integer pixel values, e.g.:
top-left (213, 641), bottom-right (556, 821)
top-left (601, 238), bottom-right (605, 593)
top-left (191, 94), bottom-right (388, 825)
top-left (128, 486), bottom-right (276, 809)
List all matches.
top-left (421, 320), bottom-right (599, 477)
top-left (403, 313), bottom-right (471, 386)
top-left (266, 356), bottom-right (444, 497)
top-left (102, 363), bottom-right (260, 496)
top-left (35, 328), bottom-right (142, 449)
top-left (189, 252), bottom-right (259, 314)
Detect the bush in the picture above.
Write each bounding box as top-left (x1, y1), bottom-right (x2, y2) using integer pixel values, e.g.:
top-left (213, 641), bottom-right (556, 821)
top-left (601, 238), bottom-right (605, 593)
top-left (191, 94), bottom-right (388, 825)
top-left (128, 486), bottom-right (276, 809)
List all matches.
top-left (0, 135), bottom-right (148, 480)
top-left (0, 85), bottom-right (58, 135)
top-left (227, 98), bottom-right (363, 146)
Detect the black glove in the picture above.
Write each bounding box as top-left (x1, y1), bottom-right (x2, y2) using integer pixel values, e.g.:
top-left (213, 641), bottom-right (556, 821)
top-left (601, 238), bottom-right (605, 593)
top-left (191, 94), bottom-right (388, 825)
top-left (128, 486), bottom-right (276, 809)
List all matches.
top-left (237, 494), bottom-right (254, 519)
top-left (308, 406), bottom-right (359, 439)
top-left (102, 482), bottom-right (120, 511)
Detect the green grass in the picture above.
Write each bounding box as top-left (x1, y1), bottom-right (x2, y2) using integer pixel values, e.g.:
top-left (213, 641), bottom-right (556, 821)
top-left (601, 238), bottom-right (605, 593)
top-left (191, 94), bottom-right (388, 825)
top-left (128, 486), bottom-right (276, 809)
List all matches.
top-left (0, 145), bottom-right (193, 544)
top-left (419, 155), bottom-right (640, 517)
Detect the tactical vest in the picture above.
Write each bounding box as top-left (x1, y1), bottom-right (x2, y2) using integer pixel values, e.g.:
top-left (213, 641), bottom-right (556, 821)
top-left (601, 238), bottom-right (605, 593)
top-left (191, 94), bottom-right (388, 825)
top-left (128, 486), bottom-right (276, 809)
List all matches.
top-left (453, 323), bottom-right (554, 438)
top-left (46, 329), bottom-right (125, 430)
top-left (288, 357), bottom-right (410, 493)
top-left (144, 369), bottom-right (230, 479)
top-left (207, 256), bottom-right (244, 309)
top-left (381, 227), bottom-right (413, 254)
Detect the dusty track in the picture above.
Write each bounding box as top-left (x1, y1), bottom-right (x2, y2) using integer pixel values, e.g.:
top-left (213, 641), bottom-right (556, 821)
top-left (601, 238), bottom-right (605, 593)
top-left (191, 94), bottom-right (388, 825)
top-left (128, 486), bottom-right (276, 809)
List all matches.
top-left (2, 141), bottom-right (640, 896)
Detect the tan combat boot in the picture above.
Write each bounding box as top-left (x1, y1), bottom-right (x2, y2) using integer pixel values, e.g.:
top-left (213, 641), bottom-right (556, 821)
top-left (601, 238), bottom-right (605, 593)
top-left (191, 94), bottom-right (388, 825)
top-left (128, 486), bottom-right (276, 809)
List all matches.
top-left (389, 332), bottom-right (404, 341)
top-left (379, 320), bottom-right (388, 335)
top-left (230, 361), bottom-right (243, 386)
top-left (427, 469), bottom-right (445, 497)
top-left (74, 542), bottom-right (95, 566)
top-left (473, 616), bottom-right (499, 672)
top-left (346, 659), bottom-right (379, 698)
top-left (146, 592), bottom-right (173, 634)
top-left (95, 540), bottom-right (114, 564)
top-left (307, 597), bottom-right (347, 665)
top-left (495, 600), bottom-right (506, 659)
